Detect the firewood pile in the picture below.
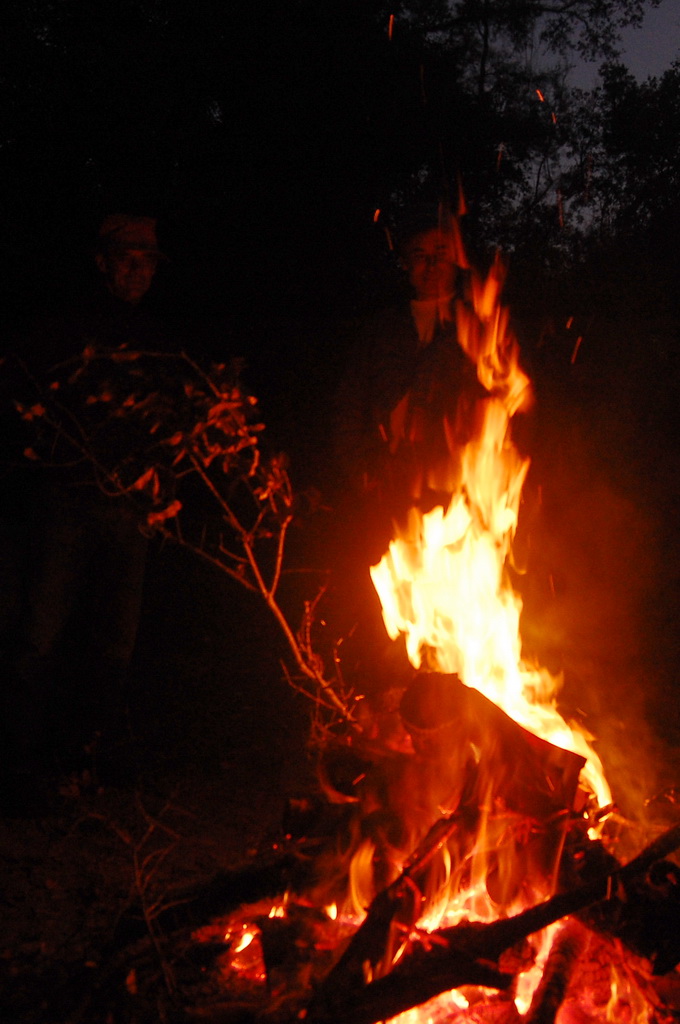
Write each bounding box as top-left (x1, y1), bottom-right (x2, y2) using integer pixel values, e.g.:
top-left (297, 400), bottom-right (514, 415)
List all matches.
top-left (179, 673), bottom-right (680, 1024)
top-left (56, 673), bottom-right (680, 1024)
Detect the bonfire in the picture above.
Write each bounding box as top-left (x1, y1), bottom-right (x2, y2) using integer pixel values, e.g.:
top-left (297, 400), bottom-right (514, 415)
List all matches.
top-left (11, 226), bottom-right (680, 1024)
top-left (203, 244), bottom-right (680, 1023)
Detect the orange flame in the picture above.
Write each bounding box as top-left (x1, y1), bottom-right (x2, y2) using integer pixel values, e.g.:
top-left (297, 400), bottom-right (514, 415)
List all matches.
top-left (356, 239), bottom-right (621, 1020)
top-left (370, 251), bottom-right (610, 810)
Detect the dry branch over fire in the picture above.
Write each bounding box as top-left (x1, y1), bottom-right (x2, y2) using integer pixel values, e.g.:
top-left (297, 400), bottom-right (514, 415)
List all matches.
top-left (10, 346), bottom-right (354, 728)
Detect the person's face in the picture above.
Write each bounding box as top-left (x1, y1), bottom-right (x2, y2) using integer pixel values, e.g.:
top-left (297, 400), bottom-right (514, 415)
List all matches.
top-left (97, 248), bottom-right (159, 305)
top-left (402, 228), bottom-right (458, 300)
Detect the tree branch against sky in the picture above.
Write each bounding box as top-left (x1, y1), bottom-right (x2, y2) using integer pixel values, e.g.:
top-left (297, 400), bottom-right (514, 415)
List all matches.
top-left (406, 0), bottom-right (663, 85)
top-left (380, 0), bottom-right (667, 262)
top-left (0, 0), bottom-right (672, 319)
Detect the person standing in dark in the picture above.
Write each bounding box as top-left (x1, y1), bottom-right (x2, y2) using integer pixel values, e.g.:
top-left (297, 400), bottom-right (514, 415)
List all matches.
top-left (4, 215), bottom-right (167, 806)
top-left (328, 206), bottom-right (485, 689)
top-left (333, 206), bottom-right (482, 557)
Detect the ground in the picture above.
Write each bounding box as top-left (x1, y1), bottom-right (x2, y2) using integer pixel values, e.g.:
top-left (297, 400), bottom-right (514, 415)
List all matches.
top-left (0, 545), bottom-right (318, 1024)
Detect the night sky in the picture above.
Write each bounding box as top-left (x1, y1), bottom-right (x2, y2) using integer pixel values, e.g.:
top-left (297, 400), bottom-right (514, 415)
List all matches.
top-left (571, 0), bottom-right (679, 86)
top-left (620, 1), bottom-right (679, 78)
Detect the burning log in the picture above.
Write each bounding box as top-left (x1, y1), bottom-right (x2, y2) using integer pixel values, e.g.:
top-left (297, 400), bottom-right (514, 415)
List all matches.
top-left (523, 920), bottom-right (586, 1024)
top-left (400, 672), bottom-right (588, 818)
top-left (305, 671), bottom-right (590, 1018)
top-left (309, 939), bottom-right (513, 1024)
top-left (307, 805), bottom-right (475, 1007)
top-left (307, 821), bottom-right (680, 1024)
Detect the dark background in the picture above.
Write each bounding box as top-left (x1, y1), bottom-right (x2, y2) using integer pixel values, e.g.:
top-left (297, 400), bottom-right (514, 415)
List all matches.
top-left (2, 2), bottom-right (678, 476)
top-left (1, 0), bottom-right (679, 802)
top-left (0, 8), bottom-right (680, 1017)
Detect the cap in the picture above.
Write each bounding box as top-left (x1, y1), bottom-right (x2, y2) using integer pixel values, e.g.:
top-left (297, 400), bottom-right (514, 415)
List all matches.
top-left (98, 214), bottom-right (164, 256)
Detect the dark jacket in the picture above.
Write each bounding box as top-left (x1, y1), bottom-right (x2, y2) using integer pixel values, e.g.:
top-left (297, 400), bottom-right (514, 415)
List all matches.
top-left (334, 301), bottom-right (485, 511)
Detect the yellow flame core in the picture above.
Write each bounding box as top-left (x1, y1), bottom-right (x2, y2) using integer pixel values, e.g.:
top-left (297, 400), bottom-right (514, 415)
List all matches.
top-left (370, 257), bottom-right (611, 811)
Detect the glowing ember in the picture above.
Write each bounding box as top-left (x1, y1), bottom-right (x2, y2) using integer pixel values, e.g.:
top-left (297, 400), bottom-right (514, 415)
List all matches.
top-left (233, 929), bottom-right (256, 953)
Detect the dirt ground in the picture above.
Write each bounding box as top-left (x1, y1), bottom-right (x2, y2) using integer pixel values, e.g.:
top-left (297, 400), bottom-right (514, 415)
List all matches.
top-left (0, 545), bottom-right (319, 1024)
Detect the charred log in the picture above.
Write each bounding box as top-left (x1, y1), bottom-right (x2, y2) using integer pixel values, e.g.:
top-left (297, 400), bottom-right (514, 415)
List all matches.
top-left (308, 940), bottom-right (512, 1024)
top-left (400, 673), bottom-right (587, 818)
top-left (308, 821), bottom-right (680, 1024)
top-left (110, 849), bottom-right (310, 951)
top-left (580, 856), bottom-right (680, 975)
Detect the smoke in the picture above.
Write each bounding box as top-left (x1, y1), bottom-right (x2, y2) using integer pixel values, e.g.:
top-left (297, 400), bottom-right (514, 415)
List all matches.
top-left (518, 400), bottom-right (678, 821)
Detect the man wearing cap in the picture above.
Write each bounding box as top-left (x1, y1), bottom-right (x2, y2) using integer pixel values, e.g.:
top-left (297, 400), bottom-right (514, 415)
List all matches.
top-left (95, 214), bottom-right (163, 308)
top-left (13, 214), bottom-right (168, 373)
top-left (333, 207), bottom-right (481, 541)
top-left (5, 215), bottom-right (169, 805)
top-left (324, 207), bottom-right (483, 694)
